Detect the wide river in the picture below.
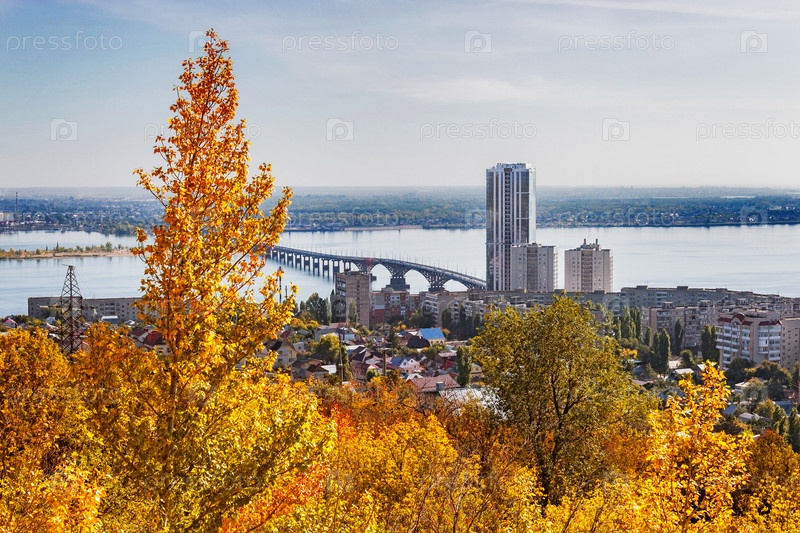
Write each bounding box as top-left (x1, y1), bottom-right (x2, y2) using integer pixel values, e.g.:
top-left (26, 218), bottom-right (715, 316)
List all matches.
top-left (1, 225), bottom-right (798, 317)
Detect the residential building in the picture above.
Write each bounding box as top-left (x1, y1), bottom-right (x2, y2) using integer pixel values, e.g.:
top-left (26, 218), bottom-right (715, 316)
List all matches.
top-left (262, 339), bottom-right (300, 369)
top-left (334, 271), bottom-right (372, 326)
top-left (564, 239), bottom-right (613, 293)
top-left (641, 300), bottom-right (720, 350)
top-left (486, 162), bottom-right (535, 291)
top-left (510, 243), bottom-right (557, 292)
top-left (371, 286), bottom-right (421, 324)
top-left (716, 309), bottom-right (782, 370)
top-left (28, 296), bottom-right (141, 323)
top-left (781, 317), bottom-right (800, 369)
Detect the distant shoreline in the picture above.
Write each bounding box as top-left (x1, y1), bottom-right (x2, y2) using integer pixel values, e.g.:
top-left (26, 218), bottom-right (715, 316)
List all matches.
top-left (0, 248), bottom-right (135, 260)
top-left (5, 219), bottom-right (800, 240)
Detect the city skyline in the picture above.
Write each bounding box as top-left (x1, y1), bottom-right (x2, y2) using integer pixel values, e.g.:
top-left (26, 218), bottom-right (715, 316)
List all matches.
top-left (3, 1), bottom-right (800, 189)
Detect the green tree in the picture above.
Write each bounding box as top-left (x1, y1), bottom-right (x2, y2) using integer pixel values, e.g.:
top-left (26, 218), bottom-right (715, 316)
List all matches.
top-left (673, 318), bottom-right (684, 355)
top-left (752, 361), bottom-right (792, 401)
top-left (701, 324), bottom-right (717, 361)
top-left (643, 326), bottom-right (651, 347)
top-left (348, 300), bottom-right (359, 325)
top-left (315, 334), bottom-right (343, 364)
top-left (339, 344), bottom-right (352, 382)
top-left (725, 357), bottom-right (755, 385)
top-left (474, 296), bottom-right (645, 505)
top-left (630, 306), bottom-right (642, 340)
top-left (788, 408), bottom-right (800, 452)
top-left (441, 307), bottom-right (453, 334)
top-left (653, 329), bottom-right (671, 374)
top-left (680, 349), bottom-right (694, 369)
top-left (302, 292), bottom-right (330, 325)
top-left (472, 311), bottom-right (482, 337)
top-left (456, 346), bottom-right (472, 387)
top-left (619, 308), bottom-right (632, 340)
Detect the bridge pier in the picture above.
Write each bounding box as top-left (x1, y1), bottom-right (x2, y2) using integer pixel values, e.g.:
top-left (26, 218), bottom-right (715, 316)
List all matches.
top-left (389, 276), bottom-right (410, 291)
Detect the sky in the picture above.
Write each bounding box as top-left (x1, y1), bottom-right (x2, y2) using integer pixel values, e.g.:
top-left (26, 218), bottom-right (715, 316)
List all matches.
top-left (2, 0), bottom-right (800, 190)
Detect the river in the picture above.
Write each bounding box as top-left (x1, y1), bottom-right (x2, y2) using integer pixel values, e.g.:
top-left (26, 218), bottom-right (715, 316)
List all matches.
top-left (1, 225), bottom-right (798, 316)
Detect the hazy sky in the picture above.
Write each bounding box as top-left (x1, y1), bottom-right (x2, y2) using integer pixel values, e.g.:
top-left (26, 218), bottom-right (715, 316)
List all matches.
top-left (3, 0), bottom-right (800, 190)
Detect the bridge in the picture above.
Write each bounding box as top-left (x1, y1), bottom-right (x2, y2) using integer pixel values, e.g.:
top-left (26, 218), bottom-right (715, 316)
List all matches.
top-left (267, 246), bottom-right (486, 292)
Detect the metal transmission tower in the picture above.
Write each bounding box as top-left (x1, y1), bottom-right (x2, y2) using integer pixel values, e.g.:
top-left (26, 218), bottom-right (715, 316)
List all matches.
top-left (59, 265), bottom-right (84, 355)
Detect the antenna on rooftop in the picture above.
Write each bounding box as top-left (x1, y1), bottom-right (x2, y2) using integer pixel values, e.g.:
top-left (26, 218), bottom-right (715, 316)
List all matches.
top-left (58, 264), bottom-right (84, 355)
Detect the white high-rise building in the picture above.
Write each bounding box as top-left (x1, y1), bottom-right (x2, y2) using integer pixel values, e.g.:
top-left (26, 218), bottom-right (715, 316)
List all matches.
top-left (510, 243), bottom-right (557, 292)
top-left (564, 239), bottom-right (613, 293)
top-left (486, 163), bottom-right (535, 291)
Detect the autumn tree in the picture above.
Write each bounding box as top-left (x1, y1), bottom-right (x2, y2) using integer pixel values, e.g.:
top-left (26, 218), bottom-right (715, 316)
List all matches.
top-left (635, 365), bottom-right (751, 529)
top-left (72, 30), bottom-right (331, 531)
top-left (0, 329), bottom-right (104, 532)
top-left (474, 296), bottom-right (647, 505)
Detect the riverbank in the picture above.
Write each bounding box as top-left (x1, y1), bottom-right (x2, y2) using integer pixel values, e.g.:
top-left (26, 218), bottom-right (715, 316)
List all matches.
top-left (0, 247), bottom-right (134, 260)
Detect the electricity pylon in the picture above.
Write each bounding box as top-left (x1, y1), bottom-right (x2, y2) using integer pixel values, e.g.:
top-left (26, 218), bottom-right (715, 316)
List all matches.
top-left (58, 265), bottom-right (84, 355)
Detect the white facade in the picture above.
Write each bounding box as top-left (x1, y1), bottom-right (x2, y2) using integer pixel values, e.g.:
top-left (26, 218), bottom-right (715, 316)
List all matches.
top-left (564, 239), bottom-right (613, 293)
top-left (716, 309), bottom-right (782, 369)
top-left (486, 163), bottom-right (535, 291)
top-left (510, 243), bottom-right (557, 292)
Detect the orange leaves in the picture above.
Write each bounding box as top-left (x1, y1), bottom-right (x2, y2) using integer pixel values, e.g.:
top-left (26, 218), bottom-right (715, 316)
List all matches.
top-left (219, 464), bottom-right (329, 533)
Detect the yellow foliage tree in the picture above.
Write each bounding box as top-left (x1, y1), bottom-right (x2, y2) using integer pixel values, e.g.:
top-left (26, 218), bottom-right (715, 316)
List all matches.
top-left (0, 329), bottom-right (103, 532)
top-left (633, 365), bottom-right (751, 531)
top-left (70, 30), bottom-right (332, 531)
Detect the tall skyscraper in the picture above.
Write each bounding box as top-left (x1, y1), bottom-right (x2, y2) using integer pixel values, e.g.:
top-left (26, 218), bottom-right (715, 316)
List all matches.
top-left (486, 163), bottom-right (535, 291)
top-left (564, 239), bottom-right (613, 293)
top-left (510, 243), bottom-right (557, 292)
